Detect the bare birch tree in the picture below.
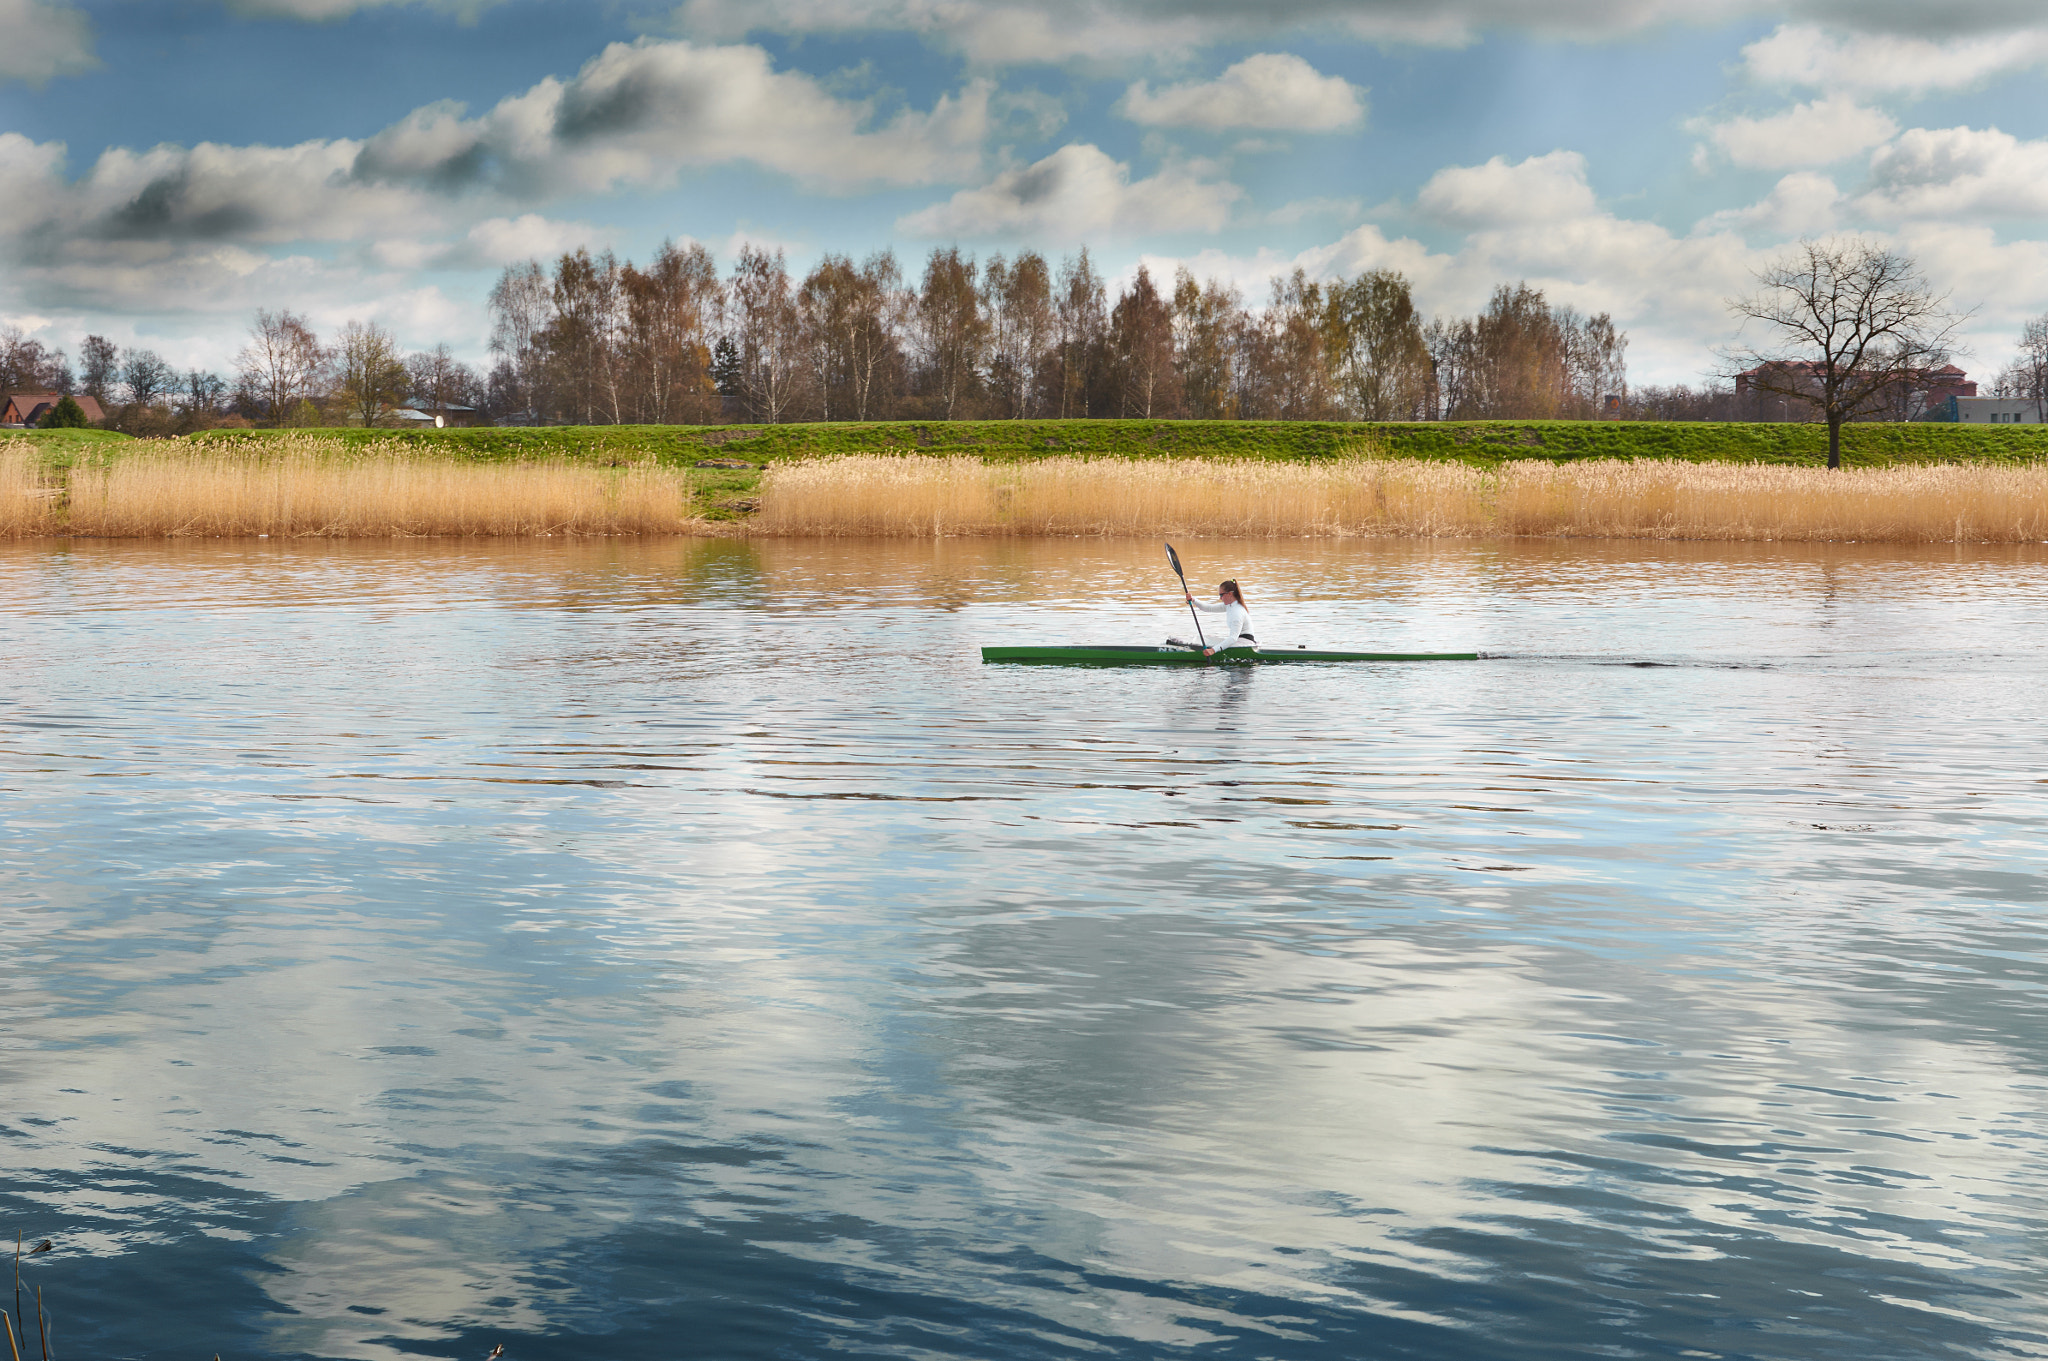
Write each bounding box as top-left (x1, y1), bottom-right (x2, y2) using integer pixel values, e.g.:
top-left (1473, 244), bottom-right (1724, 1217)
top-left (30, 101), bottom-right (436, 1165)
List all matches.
top-left (1109, 265), bottom-right (1178, 418)
top-left (236, 309), bottom-right (328, 425)
top-left (1264, 270), bottom-right (1336, 421)
top-left (1049, 249), bottom-right (1106, 418)
top-left (623, 240), bottom-right (721, 424)
top-left (728, 246), bottom-right (806, 423)
top-left (488, 261), bottom-right (553, 423)
top-left (1172, 269), bottom-right (1247, 420)
top-left (335, 320), bottom-right (407, 427)
top-left (983, 252), bottom-right (1053, 419)
top-left (1325, 270), bottom-right (1430, 420)
top-left (913, 247), bottom-right (988, 419)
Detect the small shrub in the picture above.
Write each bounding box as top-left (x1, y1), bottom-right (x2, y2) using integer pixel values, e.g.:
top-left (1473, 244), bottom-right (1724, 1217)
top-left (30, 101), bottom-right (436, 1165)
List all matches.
top-left (37, 396), bottom-right (91, 429)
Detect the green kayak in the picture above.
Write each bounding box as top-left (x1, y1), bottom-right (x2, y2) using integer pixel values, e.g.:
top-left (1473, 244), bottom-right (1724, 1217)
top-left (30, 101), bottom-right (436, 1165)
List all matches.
top-left (981, 645), bottom-right (1479, 665)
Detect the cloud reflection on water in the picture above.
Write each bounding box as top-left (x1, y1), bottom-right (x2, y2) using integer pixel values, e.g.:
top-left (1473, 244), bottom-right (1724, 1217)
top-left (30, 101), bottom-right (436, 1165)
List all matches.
top-left (1, 536), bottom-right (2044, 1359)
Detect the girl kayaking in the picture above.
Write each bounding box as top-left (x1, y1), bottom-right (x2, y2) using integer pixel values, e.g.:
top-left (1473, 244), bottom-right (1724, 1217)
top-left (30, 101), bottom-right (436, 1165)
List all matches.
top-left (1185, 579), bottom-right (1254, 656)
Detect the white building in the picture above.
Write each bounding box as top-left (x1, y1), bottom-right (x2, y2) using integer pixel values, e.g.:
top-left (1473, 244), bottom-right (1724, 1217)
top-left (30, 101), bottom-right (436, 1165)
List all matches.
top-left (1948, 396), bottom-right (2042, 424)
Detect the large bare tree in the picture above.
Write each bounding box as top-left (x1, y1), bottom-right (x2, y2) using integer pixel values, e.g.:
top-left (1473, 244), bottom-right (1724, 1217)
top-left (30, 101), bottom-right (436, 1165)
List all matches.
top-left (982, 252), bottom-right (1052, 419)
top-left (120, 347), bottom-right (175, 410)
top-left (621, 240), bottom-right (721, 424)
top-left (1108, 265), bottom-right (1178, 418)
top-left (2004, 313), bottom-right (2048, 424)
top-left (728, 246), bottom-right (806, 423)
top-left (0, 326), bottom-right (72, 394)
top-left (1049, 249), bottom-right (1106, 418)
top-left (78, 334), bottom-right (118, 403)
top-left (1172, 269), bottom-right (1249, 420)
top-left (1326, 269), bottom-right (1430, 420)
top-left (1724, 238), bottom-right (1969, 469)
top-left (335, 320), bottom-right (407, 427)
top-left (236, 309), bottom-right (328, 425)
top-left (913, 247), bottom-right (988, 420)
top-left (548, 248), bottom-right (626, 424)
top-left (487, 261), bottom-right (553, 423)
top-left (1264, 270), bottom-right (1336, 421)
top-left (800, 250), bottom-right (904, 422)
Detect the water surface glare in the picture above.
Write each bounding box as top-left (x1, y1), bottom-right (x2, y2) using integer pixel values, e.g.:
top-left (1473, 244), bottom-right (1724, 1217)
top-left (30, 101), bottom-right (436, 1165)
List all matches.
top-left (2, 537), bottom-right (2045, 1361)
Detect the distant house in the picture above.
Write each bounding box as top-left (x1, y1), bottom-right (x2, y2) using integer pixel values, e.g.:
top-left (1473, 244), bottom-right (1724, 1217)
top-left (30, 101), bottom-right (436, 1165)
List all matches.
top-left (1733, 363), bottom-right (1977, 421)
top-left (1923, 364), bottom-right (1977, 407)
top-left (1, 392), bottom-right (105, 427)
top-left (1945, 396), bottom-right (2042, 424)
top-left (391, 398), bottom-right (481, 429)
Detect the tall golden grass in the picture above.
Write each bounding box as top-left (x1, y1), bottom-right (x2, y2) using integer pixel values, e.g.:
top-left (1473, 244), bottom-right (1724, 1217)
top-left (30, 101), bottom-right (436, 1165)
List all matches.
top-left (755, 455), bottom-right (2048, 543)
top-left (0, 442), bottom-right (58, 537)
top-left (49, 437), bottom-right (695, 537)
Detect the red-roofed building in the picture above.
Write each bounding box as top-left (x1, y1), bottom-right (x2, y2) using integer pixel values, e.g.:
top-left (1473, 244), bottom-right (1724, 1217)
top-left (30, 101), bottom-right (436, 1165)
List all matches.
top-left (1, 393), bottom-right (106, 427)
top-left (1733, 363), bottom-right (1976, 421)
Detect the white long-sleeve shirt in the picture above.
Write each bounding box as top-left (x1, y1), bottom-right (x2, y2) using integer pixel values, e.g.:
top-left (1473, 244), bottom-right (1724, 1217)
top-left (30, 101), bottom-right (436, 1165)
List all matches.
top-left (1192, 599), bottom-right (1254, 650)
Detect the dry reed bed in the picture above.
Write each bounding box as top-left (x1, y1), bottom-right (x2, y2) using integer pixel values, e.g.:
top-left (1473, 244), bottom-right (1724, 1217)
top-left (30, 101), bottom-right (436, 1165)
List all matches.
top-left (755, 455), bottom-right (2048, 543)
top-left (0, 436), bottom-right (696, 537)
top-left (0, 444), bottom-right (58, 537)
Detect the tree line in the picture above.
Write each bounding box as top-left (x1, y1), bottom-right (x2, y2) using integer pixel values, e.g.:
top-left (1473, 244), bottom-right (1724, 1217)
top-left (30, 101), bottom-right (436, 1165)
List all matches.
top-left (484, 242), bottom-right (1631, 427)
top-left (9, 235), bottom-right (2040, 434)
top-left (0, 317), bottom-right (488, 435)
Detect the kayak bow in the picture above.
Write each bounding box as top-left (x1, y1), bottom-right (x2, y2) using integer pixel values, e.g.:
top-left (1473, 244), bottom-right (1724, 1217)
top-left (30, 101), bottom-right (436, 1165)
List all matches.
top-left (981, 645), bottom-right (1478, 665)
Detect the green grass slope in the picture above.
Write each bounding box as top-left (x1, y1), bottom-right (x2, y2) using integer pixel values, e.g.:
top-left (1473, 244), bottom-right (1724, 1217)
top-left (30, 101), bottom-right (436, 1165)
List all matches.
top-left (181, 418), bottom-right (2048, 468)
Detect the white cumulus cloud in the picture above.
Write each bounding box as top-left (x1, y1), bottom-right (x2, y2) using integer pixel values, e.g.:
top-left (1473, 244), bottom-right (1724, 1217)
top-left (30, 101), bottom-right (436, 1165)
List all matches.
top-left (1742, 23), bottom-right (2048, 96)
top-left (1695, 171), bottom-right (1843, 236)
top-left (1691, 96), bottom-right (1896, 170)
top-left (0, 38), bottom-right (998, 313)
top-left (1857, 125), bottom-right (2048, 220)
top-left (0, 0), bottom-right (97, 87)
top-left (897, 144), bottom-right (1242, 240)
top-left (1119, 54), bottom-right (1365, 132)
top-left (667, 0), bottom-right (1720, 65)
top-left (665, 0), bottom-right (2048, 67)
top-left (1415, 150), bottom-right (1597, 228)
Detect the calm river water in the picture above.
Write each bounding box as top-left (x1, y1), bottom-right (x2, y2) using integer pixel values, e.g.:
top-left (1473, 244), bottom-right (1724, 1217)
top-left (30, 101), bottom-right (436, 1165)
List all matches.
top-left (2, 536), bottom-right (2045, 1361)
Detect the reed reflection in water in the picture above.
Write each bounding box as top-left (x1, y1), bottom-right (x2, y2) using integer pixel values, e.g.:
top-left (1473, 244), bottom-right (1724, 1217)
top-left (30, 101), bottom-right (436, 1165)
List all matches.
top-left (0, 535), bottom-right (2043, 1361)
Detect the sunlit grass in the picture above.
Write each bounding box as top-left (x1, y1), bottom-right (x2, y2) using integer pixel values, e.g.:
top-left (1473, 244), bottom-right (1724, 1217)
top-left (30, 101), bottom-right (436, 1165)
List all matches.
top-left (755, 455), bottom-right (2048, 543)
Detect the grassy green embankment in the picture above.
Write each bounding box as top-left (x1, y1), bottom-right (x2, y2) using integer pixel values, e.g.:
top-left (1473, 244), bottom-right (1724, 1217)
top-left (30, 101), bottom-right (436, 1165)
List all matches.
top-left (179, 417), bottom-right (2048, 475)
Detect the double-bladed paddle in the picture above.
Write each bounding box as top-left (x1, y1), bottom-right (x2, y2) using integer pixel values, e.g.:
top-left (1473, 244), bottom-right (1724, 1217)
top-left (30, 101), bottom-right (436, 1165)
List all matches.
top-left (1165, 542), bottom-right (1205, 650)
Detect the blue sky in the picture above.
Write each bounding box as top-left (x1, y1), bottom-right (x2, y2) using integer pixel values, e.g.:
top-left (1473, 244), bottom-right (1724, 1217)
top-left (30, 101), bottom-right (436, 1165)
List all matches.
top-left (5, 0), bottom-right (2048, 388)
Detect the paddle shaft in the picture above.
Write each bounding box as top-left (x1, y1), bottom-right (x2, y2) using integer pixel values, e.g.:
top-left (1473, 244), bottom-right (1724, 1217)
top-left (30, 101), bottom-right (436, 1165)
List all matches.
top-left (1165, 543), bottom-right (1206, 648)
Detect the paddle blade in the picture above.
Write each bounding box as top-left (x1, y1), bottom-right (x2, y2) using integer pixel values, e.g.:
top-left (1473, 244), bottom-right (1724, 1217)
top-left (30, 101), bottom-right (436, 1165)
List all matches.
top-left (1165, 542), bottom-right (1185, 578)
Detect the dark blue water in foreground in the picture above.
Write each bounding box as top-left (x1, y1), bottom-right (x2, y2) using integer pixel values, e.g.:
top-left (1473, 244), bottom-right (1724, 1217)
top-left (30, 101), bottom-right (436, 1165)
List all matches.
top-left (2, 536), bottom-right (2045, 1361)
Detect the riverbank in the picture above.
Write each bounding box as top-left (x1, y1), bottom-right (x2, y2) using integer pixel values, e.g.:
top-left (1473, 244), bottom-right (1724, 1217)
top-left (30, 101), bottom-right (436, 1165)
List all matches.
top-left (158, 417), bottom-right (2048, 469)
top-left (8, 436), bottom-right (2048, 543)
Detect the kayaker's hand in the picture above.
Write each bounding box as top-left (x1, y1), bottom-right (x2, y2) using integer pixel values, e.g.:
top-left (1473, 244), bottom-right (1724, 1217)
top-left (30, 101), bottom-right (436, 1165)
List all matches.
top-left (1202, 647), bottom-right (1214, 656)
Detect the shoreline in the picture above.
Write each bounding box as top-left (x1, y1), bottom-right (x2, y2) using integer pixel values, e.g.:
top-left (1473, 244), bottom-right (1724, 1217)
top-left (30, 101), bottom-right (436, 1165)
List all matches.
top-left (8, 437), bottom-right (2048, 545)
